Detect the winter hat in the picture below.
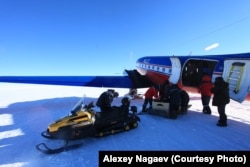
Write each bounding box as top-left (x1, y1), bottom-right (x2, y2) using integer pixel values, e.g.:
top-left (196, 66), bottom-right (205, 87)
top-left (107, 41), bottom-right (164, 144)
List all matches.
top-left (215, 77), bottom-right (224, 83)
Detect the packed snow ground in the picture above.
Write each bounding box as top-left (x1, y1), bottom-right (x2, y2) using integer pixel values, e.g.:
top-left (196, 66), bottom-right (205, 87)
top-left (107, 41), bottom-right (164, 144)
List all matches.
top-left (0, 83), bottom-right (250, 167)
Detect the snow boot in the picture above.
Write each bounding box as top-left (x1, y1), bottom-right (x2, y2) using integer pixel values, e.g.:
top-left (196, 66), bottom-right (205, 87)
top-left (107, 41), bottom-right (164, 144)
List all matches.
top-left (216, 120), bottom-right (227, 127)
top-left (203, 106), bottom-right (211, 114)
top-left (169, 110), bottom-right (177, 119)
top-left (180, 106), bottom-right (188, 114)
top-left (142, 105), bottom-right (147, 112)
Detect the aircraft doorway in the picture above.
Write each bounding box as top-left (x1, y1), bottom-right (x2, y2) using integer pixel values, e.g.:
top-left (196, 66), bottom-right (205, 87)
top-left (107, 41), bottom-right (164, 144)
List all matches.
top-left (181, 59), bottom-right (218, 87)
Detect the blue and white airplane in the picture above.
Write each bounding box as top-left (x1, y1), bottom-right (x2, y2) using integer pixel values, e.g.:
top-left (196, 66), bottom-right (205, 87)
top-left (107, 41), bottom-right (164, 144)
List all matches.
top-left (1, 52), bottom-right (250, 102)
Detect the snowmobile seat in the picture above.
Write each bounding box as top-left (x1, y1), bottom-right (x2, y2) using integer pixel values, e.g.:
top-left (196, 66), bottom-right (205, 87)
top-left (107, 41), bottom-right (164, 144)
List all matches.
top-left (96, 105), bottom-right (128, 121)
top-left (94, 107), bottom-right (129, 128)
top-left (94, 97), bottom-right (131, 128)
top-left (112, 105), bottom-right (129, 118)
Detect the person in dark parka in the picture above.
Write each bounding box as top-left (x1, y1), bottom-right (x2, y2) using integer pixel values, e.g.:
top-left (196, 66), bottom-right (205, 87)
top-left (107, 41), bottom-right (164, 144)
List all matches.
top-left (164, 83), bottom-right (181, 119)
top-left (211, 77), bottom-right (230, 127)
top-left (179, 89), bottom-right (190, 114)
top-left (96, 89), bottom-right (119, 112)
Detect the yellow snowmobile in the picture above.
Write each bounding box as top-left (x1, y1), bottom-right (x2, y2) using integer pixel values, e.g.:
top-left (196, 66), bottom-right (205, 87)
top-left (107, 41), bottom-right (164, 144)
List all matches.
top-left (36, 97), bottom-right (140, 154)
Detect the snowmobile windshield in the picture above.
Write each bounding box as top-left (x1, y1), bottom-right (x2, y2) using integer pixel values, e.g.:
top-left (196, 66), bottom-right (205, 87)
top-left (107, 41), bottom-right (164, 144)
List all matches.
top-left (71, 96), bottom-right (85, 114)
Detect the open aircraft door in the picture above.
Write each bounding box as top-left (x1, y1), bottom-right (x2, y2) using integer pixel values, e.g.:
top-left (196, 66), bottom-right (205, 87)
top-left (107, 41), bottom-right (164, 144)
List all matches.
top-left (222, 59), bottom-right (250, 103)
top-left (169, 57), bottom-right (181, 84)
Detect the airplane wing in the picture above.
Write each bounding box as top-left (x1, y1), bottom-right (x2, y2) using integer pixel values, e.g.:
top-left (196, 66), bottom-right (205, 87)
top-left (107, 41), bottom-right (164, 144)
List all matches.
top-left (0, 76), bottom-right (133, 88)
top-left (0, 70), bottom-right (152, 88)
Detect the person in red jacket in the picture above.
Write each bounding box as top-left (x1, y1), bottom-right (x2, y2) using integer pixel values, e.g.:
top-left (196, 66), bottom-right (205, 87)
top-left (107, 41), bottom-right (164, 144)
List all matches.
top-left (142, 85), bottom-right (159, 112)
top-left (198, 74), bottom-right (213, 114)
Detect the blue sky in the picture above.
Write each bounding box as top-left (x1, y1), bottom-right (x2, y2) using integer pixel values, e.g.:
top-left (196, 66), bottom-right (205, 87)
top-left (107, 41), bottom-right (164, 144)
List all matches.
top-left (0, 0), bottom-right (249, 76)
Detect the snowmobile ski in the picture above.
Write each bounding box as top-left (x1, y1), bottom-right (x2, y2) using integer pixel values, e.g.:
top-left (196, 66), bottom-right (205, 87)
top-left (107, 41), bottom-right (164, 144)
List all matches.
top-left (41, 131), bottom-right (57, 139)
top-left (36, 140), bottom-right (83, 154)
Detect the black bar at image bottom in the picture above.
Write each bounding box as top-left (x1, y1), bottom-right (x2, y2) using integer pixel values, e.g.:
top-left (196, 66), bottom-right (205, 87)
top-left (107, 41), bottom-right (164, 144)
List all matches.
top-left (99, 151), bottom-right (249, 167)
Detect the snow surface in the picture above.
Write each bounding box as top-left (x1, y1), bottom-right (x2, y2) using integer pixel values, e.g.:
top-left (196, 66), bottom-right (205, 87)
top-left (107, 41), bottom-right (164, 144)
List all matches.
top-left (1, 83), bottom-right (250, 167)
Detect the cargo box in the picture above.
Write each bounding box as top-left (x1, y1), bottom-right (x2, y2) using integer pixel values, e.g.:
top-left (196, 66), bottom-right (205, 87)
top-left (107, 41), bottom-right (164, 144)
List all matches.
top-left (147, 102), bottom-right (170, 118)
top-left (152, 102), bottom-right (169, 111)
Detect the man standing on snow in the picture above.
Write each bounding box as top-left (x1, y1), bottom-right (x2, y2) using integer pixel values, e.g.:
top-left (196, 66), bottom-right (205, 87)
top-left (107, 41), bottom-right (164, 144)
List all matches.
top-left (164, 83), bottom-right (181, 119)
top-left (198, 73), bottom-right (213, 114)
top-left (142, 85), bottom-right (159, 112)
top-left (179, 89), bottom-right (190, 114)
top-left (211, 77), bottom-right (230, 127)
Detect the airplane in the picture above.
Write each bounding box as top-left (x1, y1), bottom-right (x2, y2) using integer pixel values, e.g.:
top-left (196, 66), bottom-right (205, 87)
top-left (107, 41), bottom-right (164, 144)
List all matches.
top-left (0, 52), bottom-right (250, 103)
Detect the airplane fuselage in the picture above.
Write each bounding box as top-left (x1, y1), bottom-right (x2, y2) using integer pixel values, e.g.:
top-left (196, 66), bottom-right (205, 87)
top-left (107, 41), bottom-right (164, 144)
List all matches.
top-left (136, 53), bottom-right (250, 102)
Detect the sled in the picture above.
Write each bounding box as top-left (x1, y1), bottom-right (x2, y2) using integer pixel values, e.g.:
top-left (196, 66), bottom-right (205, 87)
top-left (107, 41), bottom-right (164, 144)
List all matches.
top-left (139, 101), bottom-right (191, 118)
